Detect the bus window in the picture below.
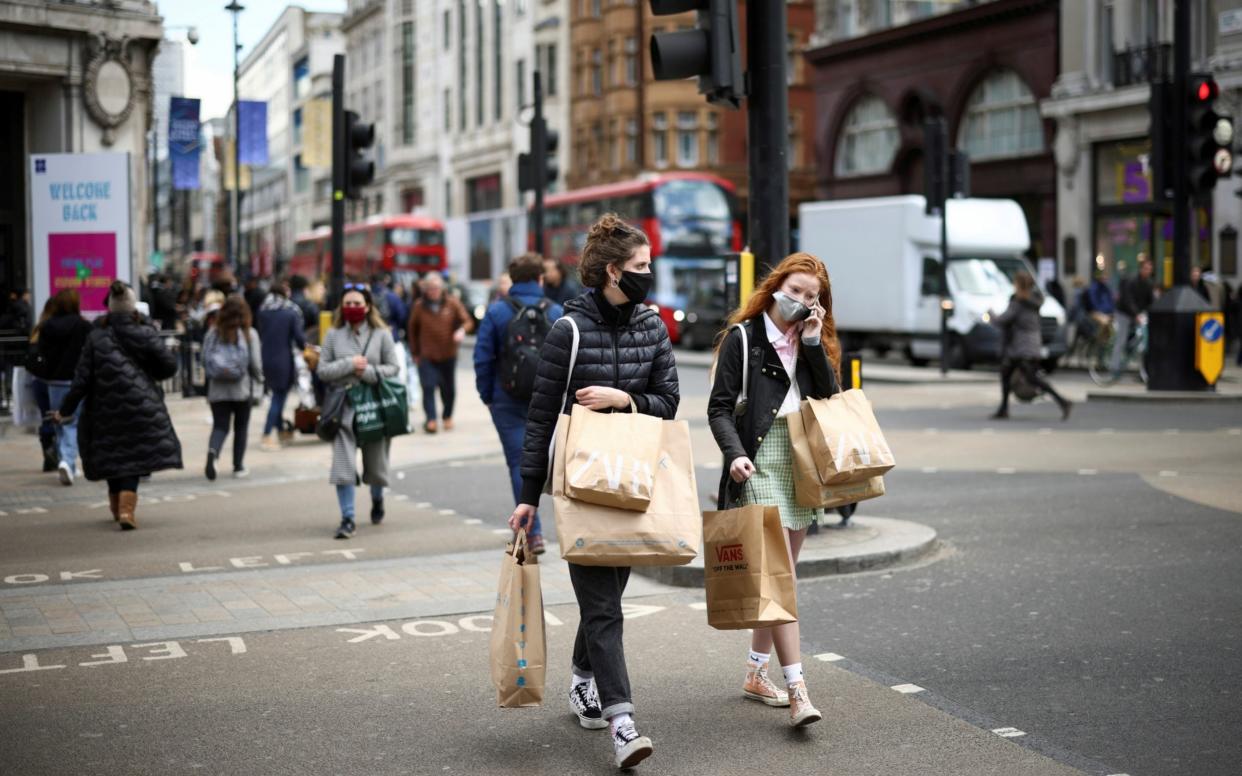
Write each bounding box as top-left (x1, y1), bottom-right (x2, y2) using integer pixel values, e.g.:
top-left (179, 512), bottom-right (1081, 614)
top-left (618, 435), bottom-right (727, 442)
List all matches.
top-left (389, 228), bottom-right (444, 246)
top-left (654, 179), bottom-right (732, 254)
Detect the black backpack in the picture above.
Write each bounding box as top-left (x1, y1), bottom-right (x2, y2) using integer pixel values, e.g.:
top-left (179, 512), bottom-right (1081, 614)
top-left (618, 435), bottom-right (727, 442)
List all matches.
top-left (499, 297), bottom-right (553, 402)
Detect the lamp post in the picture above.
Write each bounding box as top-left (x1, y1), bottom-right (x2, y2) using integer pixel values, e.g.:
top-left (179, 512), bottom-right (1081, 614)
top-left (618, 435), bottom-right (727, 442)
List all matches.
top-left (226, 1), bottom-right (244, 273)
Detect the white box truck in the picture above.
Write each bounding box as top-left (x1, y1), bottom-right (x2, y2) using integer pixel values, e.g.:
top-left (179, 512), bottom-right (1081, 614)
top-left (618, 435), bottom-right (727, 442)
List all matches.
top-left (797, 195), bottom-right (1067, 369)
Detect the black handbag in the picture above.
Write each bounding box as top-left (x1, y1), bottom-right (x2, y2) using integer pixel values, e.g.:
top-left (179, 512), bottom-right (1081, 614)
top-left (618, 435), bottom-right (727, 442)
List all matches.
top-left (316, 386), bottom-right (347, 442)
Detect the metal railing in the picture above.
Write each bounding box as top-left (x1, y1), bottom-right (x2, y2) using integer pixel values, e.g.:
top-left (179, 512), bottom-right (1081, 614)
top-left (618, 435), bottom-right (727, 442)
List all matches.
top-left (1112, 43), bottom-right (1172, 88)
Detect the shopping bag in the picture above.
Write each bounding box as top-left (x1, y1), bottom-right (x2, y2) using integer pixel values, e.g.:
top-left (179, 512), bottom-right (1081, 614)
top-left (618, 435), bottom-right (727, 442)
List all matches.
top-left (348, 382), bottom-right (385, 444)
top-left (551, 418), bottom-right (700, 567)
top-left (11, 366), bottom-right (42, 430)
top-left (489, 530), bottom-right (546, 708)
top-left (701, 504), bottom-right (798, 630)
top-left (562, 402), bottom-right (663, 511)
top-left (787, 411), bottom-right (886, 509)
top-left (799, 389), bottom-right (896, 485)
top-left (376, 379), bottom-right (410, 438)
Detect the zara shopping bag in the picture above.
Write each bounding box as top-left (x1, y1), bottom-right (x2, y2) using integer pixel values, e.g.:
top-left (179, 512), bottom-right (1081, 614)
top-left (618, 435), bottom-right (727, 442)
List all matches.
top-left (562, 402), bottom-right (663, 511)
top-left (489, 530), bottom-right (546, 708)
top-left (551, 416), bottom-right (700, 567)
top-left (799, 389), bottom-right (896, 485)
top-left (787, 410), bottom-right (885, 509)
top-left (701, 503), bottom-right (798, 630)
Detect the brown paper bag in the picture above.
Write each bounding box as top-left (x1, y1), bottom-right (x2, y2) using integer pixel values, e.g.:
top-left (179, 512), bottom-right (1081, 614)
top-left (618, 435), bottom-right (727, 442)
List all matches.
top-left (788, 411), bottom-right (886, 509)
top-left (563, 403), bottom-right (663, 511)
top-left (800, 389), bottom-right (896, 485)
top-left (552, 418), bottom-right (700, 566)
top-left (489, 530), bottom-right (546, 708)
top-left (702, 504), bottom-right (798, 630)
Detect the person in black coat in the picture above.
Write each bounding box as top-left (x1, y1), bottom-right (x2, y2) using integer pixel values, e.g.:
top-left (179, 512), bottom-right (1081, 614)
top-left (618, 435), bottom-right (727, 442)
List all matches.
top-left (707, 251), bottom-right (839, 728)
top-left (508, 214), bottom-right (676, 770)
top-left (35, 289), bottom-right (93, 485)
top-left (256, 280), bottom-right (306, 449)
top-left (55, 281), bottom-right (182, 530)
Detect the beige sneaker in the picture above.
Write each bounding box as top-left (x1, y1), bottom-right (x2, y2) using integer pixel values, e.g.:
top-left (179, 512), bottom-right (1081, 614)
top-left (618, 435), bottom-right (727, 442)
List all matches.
top-left (743, 660), bottom-right (789, 707)
top-left (788, 680), bottom-right (822, 727)
top-left (260, 434), bottom-right (281, 452)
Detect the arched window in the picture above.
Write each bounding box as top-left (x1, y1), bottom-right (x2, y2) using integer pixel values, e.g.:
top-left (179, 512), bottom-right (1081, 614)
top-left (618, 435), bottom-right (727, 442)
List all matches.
top-left (834, 95), bottom-right (899, 177)
top-left (957, 69), bottom-right (1043, 160)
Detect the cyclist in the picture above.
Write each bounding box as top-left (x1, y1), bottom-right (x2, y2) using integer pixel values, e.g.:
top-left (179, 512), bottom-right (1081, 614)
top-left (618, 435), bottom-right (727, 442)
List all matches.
top-left (1083, 269), bottom-right (1116, 342)
top-left (1111, 259), bottom-right (1154, 381)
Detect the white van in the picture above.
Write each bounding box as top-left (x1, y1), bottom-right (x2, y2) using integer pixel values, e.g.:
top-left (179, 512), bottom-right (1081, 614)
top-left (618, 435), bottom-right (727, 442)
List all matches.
top-left (798, 195), bottom-right (1067, 368)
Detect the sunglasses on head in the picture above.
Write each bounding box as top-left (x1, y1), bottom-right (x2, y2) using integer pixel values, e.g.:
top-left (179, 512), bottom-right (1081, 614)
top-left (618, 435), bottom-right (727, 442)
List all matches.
top-left (343, 283), bottom-right (368, 291)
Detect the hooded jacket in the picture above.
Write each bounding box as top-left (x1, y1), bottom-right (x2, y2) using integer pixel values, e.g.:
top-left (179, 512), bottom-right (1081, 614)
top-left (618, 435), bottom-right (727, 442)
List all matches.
top-left (995, 289), bottom-right (1045, 360)
top-left (518, 290), bottom-right (679, 505)
top-left (35, 313), bottom-right (93, 381)
top-left (58, 313), bottom-right (183, 481)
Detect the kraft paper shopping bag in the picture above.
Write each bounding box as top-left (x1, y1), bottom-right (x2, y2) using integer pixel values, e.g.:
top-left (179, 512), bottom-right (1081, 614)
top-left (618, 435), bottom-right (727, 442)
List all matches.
top-left (489, 530), bottom-right (546, 708)
top-left (563, 402), bottom-right (663, 511)
top-left (787, 410), bottom-right (886, 509)
top-left (800, 389), bottom-right (896, 485)
top-left (702, 504), bottom-right (798, 630)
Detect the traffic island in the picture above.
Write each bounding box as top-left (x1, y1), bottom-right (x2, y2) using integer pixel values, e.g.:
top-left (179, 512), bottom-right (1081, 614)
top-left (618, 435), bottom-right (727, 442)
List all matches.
top-left (633, 515), bottom-right (940, 588)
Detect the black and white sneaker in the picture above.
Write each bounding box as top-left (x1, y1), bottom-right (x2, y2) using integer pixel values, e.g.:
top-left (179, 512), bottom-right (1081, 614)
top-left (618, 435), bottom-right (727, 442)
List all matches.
top-left (612, 721), bottom-right (653, 769)
top-left (334, 519), bottom-right (356, 540)
top-left (568, 681), bottom-right (608, 730)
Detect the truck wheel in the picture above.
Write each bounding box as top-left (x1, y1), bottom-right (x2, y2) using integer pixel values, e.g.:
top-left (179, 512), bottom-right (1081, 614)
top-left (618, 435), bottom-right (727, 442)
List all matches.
top-left (905, 347), bottom-right (929, 368)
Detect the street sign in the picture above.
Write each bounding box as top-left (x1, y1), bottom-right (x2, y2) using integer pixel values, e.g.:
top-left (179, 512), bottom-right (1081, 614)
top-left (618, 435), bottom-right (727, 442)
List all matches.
top-left (1195, 312), bottom-right (1225, 384)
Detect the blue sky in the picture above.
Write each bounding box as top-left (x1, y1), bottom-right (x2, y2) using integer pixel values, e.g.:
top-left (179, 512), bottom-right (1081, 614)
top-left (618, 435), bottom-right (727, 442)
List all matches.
top-left (156, 0), bottom-right (345, 120)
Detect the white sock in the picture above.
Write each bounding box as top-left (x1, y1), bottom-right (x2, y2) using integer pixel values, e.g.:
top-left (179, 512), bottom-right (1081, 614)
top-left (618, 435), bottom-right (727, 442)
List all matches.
top-left (747, 650), bottom-right (770, 666)
top-left (609, 712), bottom-right (634, 734)
top-left (571, 672), bottom-right (592, 689)
top-left (782, 663), bottom-right (804, 686)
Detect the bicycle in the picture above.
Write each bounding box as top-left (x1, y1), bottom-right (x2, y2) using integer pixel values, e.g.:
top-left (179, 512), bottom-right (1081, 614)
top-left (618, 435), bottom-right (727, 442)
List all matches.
top-left (1089, 314), bottom-right (1148, 386)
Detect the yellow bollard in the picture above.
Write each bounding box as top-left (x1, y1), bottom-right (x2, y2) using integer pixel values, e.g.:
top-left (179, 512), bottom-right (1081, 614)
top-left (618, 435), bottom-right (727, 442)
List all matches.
top-left (319, 310), bottom-right (333, 345)
top-left (739, 247), bottom-right (755, 307)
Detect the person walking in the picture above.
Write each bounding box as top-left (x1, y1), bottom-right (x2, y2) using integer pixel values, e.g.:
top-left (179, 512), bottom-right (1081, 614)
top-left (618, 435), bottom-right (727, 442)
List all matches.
top-left (1110, 259), bottom-right (1154, 381)
top-left (26, 297), bottom-right (60, 473)
top-left (707, 252), bottom-right (839, 729)
top-left (33, 290), bottom-right (92, 485)
top-left (542, 258), bottom-right (582, 305)
top-left (508, 214), bottom-right (678, 770)
top-left (318, 284), bottom-right (400, 539)
top-left (203, 296), bottom-right (263, 480)
top-left (256, 280), bottom-right (307, 451)
top-left (406, 272), bottom-right (472, 433)
top-left (54, 281), bottom-right (182, 530)
top-left (991, 272), bottom-right (1072, 420)
top-left (474, 253), bottom-right (563, 555)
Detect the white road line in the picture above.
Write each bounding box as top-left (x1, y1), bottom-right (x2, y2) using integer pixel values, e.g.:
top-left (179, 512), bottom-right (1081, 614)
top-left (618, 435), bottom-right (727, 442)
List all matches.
top-left (688, 602), bottom-right (708, 611)
top-left (392, 494), bottom-right (409, 501)
top-left (414, 502), bottom-right (432, 509)
top-left (1078, 469), bottom-right (1098, 476)
top-left (814, 653), bottom-right (845, 662)
top-left (921, 467), bottom-right (939, 474)
top-left (1159, 470), bottom-right (1178, 478)
top-left (1228, 428), bottom-right (1242, 435)
top-left (891, 683), bottom-right (925, 694)
top-left (437, 508), bottom-right (457, 515)
top-left (491, 528), bottom-right (511, 535)
top-left (462, 518), bottom-right (483, 525)
top-left (996, 467), bottom-right (1016, 475)
top-left (991, 727), bottom-right (1026, 738)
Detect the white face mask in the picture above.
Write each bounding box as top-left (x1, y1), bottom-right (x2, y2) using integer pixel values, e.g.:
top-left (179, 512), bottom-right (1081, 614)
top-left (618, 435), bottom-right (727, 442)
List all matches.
top-left (773, 291), bottom-right (812, 323)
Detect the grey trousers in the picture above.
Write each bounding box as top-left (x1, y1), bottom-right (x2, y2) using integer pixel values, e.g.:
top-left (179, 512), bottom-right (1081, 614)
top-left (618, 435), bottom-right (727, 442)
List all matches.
top-left (569, 563), bottom-right (635, 719)
top-left (1109, 312), bottom-right (1134, 377)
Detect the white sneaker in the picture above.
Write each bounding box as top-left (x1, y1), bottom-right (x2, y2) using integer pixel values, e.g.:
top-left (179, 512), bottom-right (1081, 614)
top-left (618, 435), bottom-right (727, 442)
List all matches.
top-left (568, 681), bottom-right (608, 730)
top-left (232, 466), bottom-right (250, 479)
top-left (612, 721), bottom-right (653, 769)
top-left (57, 460), bottom-right (74, 486)
top-left (260, 435), bottom-right (281, 452)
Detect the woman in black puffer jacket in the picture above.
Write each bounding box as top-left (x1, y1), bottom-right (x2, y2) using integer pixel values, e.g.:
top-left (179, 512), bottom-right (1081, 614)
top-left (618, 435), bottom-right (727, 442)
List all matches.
top-left (56, 281), bottom-right (182, 529)
top-left (508, 213), bottom-right (677, 770)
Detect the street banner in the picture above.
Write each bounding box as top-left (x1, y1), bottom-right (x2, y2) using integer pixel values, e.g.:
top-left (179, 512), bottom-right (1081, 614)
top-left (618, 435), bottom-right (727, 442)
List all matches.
top-left (238, 100), bottom-right (268, 166)
top-left (1195, 312), bottom-right (1225, 385)
top-left (221, 139), bottom-right (251, 191)
top-left (28, 152), bottom-right (132, 319)
top-left (168, 96), bottom-right (201, 190)
top-left (302, 98), bottom-right (331, 169)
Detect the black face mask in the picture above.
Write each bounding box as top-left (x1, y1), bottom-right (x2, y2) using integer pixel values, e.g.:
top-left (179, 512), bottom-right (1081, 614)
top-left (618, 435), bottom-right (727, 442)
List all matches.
top-left (617, 270), bottom-right (653, 305)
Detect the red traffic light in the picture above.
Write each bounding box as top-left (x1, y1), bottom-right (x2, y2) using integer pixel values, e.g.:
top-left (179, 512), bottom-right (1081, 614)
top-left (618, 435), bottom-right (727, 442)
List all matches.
top-left (1196, 79), bottom-right (1218, 102)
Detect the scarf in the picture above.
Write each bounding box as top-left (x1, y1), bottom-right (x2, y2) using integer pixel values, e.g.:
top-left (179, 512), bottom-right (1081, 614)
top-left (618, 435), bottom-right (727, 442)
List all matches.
top-left (260, 293), bottom-right (299, 313)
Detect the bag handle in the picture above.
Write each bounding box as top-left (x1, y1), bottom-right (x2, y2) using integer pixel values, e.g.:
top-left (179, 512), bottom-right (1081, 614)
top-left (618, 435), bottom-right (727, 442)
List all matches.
top-left (510, 527), bottom-right (530, 564)
top-left (555, 316), bottom-right (581, 414)
top-left (732, 322), bottom-right (749, 418)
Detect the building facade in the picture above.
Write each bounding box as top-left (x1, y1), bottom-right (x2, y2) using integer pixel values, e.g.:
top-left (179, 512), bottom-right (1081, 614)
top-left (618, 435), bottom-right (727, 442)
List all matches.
top-left (0, 0), bottom-right (163, 292)
top-left (1041, 0), bottom-right (1240, 289)
top-left (236, 5), bottom-right (342, 275)
top-left (806, 0), bottom-right (1058, 260)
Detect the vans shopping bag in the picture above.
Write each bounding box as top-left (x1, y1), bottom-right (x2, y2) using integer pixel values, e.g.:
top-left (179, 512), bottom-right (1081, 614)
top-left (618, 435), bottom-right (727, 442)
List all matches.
top-left (562, 402), bottom-right (663, 511)
top-left (489, 530), bottom-right (546, 708)
top-left (787, 410), bottom-right (886, 509)
top-left (551, 417), bottom-right (700, 567)
top-left (799, 389), bottom-right (896, 485)
top-left (701, 504), bottom-right (798, 630)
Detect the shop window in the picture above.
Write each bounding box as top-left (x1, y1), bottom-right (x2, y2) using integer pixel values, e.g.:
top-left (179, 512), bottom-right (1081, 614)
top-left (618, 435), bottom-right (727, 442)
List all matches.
top-left (957, 69), bottom-right (1043, 161)
top-left (834, 95), bottom-right (898, 177)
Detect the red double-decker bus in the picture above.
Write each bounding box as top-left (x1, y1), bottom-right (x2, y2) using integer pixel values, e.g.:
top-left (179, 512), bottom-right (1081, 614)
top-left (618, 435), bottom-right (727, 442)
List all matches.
top-left (289, 214), bottom-right (447, 285)
top-left (531, 172), bottom-right (742, 347)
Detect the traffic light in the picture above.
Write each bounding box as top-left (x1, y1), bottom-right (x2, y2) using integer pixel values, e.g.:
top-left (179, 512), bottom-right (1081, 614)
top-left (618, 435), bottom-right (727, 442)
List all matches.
top-left (518, 116), bottom-right (558, 193)
top-left (344, 110), bottom-right (375, 199)
top-left (649, 0), bottom-right (743, 109)
top-left (1186, 73), bottom-right (1233, 200)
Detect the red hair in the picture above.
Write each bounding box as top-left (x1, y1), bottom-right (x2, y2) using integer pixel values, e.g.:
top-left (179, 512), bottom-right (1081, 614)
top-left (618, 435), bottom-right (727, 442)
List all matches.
top-left (718, 252), bottom-right (841, 382)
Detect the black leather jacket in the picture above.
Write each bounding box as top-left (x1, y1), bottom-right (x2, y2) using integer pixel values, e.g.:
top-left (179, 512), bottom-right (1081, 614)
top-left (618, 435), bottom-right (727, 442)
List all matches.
top-left (708, 317), bottom-right (838, 508)
top-left (519, 290), bottom-right (679, 505)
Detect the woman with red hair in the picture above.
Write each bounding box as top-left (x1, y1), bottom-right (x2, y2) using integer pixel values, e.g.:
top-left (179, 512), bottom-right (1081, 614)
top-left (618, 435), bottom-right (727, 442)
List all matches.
top-left (707, 252), bottom-right (841, 728)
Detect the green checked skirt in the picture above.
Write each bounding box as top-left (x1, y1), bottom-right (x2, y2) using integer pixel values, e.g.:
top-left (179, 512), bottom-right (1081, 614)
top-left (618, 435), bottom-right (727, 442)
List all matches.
top-left (739, 418), bottom-right (822, 531)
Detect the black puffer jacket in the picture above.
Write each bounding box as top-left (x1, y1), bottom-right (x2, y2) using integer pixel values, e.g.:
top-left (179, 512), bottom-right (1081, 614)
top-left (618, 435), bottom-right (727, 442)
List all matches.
top-left (59, 313), bottom-right (183, 481)
top-left (518, 290), bottom-right (679, 505)
top-left (708, 317), bottom-right (838, 509)
top-left (36, 313), bottom-right (93, 381)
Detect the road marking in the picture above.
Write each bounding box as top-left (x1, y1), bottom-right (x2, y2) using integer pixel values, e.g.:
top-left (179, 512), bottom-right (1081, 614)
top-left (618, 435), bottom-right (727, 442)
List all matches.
top-left (892, 683), bottom-right (925, 694)
top-left (996, 467), bottom-right (1016, 475)
top-left (414, 502), bottom-right (432, 508)
top-left (1228, 428), bottom-right (1242, 435)
top-left (621, 603), bottom-right (665, 620)
top-left (814, 653), bottom-right (845, 662)
top-left (688, 602), bottom-right (708, 611)
top-left (396, 471), bottom-right (406, 480)
top-left (337, 624), bottom-right (401, 643)
top-left (1078, 469), bottom-right (1098, 476)
top-left (0, 655), bottom-right (65, 674)
top-left (491, 528), bottom-right (511, 535)
top-left (1159, 470), bottom-right (1179, 478)
top-left (339, 613), bottom-right (564, 644)
top-left (463, 518), bottom-right (483, 525)
top-left (402, 620), bottom-right (458, 637)
top-left (438, 508), bottom-right (457, 515)
top-left (1037, 428), bottom-right (1053, 435)
top-left (921, 467), bottom-right (939, 474)
top-left (1098, 428), bottom-right (1116, 434)
top-left (991, 727), bottom-right (1026, 738)
top-left (392, 493), bottom-right (409, 501)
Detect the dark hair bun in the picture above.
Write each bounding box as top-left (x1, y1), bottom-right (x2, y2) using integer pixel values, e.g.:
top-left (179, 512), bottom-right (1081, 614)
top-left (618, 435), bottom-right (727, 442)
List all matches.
top-left (587, 213), bottom-right (629, 243)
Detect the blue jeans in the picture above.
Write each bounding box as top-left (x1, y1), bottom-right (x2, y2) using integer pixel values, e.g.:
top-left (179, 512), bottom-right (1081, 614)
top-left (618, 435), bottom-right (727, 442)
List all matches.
top-left (46, 382), bottom-right (80, 476)
top-left (336, 483), bottom-right (384, 521)
top-left (264, 388), bottom-right (288, 436)
top-left (417, 358), bottom-right (456, 422)
top-left (489, 399), bottom-right (541, 537)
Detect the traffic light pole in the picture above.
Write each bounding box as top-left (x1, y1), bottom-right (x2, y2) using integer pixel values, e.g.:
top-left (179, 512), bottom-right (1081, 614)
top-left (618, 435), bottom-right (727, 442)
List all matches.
top-left (746, 0), bottom-right (789, 273)
top-left (532, 72), bottom-right (545, 256)
top-left (1171, 0), bottom-right (1189, 287)
top-left (330, 54), bottom-right (345, 308)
